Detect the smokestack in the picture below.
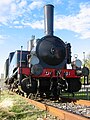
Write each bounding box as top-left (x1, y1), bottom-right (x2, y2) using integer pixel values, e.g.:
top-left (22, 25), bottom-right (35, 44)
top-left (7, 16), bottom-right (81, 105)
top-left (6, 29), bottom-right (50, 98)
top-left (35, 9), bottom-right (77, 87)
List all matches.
top-left (44, 4), bottom-right (54, 36)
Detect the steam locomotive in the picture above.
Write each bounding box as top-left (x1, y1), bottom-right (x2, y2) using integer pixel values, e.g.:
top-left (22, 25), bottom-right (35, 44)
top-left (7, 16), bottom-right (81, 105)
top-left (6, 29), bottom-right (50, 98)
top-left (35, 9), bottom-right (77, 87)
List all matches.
top-left (4, 4), bottom-right (88, 99)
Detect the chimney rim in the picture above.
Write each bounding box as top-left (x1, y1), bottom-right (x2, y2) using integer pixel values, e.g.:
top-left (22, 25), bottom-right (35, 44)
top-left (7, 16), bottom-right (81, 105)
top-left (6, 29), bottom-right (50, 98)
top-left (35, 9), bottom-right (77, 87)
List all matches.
top-left (44, 4), bottom-right (54, 8)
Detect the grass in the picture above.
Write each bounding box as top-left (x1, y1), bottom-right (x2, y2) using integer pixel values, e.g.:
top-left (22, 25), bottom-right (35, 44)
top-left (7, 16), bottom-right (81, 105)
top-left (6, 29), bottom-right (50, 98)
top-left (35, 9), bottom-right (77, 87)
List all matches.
top-left (61, 91), bottom-right (90, 100)
top-left (0, 90), bottom-right (47, 120)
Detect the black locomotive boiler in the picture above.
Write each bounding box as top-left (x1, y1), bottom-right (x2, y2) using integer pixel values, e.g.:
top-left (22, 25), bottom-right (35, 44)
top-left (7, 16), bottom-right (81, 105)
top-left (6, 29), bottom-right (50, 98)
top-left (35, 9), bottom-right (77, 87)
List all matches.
top-left (5, 4), bottom-right (85, 99)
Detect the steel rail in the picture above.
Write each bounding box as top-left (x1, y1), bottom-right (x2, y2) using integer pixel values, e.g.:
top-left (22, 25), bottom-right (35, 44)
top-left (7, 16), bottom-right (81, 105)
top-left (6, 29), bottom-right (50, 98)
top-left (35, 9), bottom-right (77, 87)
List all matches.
top-left (75, 99), bottom-right (90, 106)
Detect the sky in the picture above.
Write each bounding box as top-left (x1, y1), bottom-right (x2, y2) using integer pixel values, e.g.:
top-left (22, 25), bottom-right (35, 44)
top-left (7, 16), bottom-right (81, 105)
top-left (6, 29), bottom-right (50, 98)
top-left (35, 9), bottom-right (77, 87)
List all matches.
top-left (0, 0), bottom-right (90, 77)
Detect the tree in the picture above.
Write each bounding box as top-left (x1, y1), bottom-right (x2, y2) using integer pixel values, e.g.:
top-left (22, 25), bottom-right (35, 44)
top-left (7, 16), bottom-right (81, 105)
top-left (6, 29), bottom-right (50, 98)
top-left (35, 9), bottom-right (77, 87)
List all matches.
top-left (83, 53), bottom-right (90, 84)
top-left (85, 53), bottom-right (90, 69)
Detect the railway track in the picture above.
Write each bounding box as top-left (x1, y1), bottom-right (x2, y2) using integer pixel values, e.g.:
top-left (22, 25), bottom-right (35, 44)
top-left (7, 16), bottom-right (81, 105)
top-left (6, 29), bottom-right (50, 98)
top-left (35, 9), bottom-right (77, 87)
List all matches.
top-left (21, 96), bottom-right (90, 120)
top-left (3, 88), bottom-right (90, 120)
